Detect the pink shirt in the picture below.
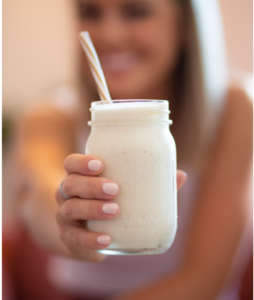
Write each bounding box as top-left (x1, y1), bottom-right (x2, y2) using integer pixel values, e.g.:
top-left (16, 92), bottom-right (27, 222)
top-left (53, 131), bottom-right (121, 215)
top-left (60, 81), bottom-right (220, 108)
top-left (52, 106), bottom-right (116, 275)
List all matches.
top-left (47, 168), bottom-right (252, 299)
top-left (47, 89), bottom-right (252, 300)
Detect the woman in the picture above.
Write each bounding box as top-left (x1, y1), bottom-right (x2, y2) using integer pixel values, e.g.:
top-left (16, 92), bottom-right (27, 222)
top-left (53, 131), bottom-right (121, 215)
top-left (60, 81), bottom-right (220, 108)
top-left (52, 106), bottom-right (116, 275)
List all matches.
top-left (16, 0), bottom-right (252, 299)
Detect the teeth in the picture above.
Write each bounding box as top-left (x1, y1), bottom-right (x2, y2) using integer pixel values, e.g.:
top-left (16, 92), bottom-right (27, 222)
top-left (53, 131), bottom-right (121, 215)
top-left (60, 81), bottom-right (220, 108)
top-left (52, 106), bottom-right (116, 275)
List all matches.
top-left (99, 52), bottom-right (139, 73)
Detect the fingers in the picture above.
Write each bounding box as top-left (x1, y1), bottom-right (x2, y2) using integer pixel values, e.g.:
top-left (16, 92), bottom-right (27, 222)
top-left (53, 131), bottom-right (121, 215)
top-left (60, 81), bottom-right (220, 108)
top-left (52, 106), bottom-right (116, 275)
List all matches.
top-left (59, 198), bottom-right (119, 222)
top-left (59, 223), bottom-right (111, 251)
top-left (60, 174), bottom-right (119, 200)
top-left (64, 154), bottom-right (103, 176)
top-left (56, 170), bottom-right (186, 205)
top-left (55, 188), bottom-right (66, 206)
top-left (177, 171), bottom-right (187, 190)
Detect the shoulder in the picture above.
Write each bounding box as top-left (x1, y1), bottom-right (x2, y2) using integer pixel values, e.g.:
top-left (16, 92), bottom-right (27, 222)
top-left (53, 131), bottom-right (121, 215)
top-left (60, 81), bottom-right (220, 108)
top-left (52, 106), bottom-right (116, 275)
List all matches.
top-left (222, 73), bottom-right (252, 131)
top-left (215, 75), bottom-right (253, 163)
top-left (226, 72), bottom-right (253, 113)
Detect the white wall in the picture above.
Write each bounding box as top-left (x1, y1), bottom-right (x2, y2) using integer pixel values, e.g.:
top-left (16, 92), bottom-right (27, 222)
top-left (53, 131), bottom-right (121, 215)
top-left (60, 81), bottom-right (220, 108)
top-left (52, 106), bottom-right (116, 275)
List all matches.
top-left (219, 0), bottom-right (253, 73)
top-left (2, 0), bottom-right (79, 114)
top-left (2, 0), bottom-right (253, 115)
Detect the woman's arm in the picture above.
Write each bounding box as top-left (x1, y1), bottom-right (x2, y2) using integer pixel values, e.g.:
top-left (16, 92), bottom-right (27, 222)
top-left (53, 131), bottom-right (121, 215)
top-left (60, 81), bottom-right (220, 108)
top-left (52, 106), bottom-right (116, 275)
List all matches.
top-left (113, 86), bottom-right (252, 300)
top-left (15, 107), bottom-right (77, 255)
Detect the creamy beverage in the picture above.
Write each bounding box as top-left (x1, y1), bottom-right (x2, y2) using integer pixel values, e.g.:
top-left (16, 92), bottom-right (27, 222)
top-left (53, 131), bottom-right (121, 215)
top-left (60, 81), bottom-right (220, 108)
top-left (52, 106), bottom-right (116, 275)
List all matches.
top-left (86, 100), bottom-right (177, 255)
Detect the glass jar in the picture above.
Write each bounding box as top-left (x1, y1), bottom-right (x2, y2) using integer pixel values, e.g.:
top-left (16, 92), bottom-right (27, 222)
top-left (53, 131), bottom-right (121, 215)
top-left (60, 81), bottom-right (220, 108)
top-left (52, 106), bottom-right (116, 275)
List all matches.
top-left (85, 100), bottom-right (177, 255)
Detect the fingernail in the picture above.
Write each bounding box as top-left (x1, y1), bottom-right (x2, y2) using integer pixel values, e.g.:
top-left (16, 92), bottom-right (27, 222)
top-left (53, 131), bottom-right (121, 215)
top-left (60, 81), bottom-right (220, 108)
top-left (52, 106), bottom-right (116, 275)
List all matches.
top-left (88, 160), bottom-right (101, 172)
top-left (103, 183), bottom-right (119, 195)
top-left (97, 235), bottom-right (111, 245)
top-left (183, 172), bottom-right (187, 177)
top-left (102, 203), bottom-right (118, 214)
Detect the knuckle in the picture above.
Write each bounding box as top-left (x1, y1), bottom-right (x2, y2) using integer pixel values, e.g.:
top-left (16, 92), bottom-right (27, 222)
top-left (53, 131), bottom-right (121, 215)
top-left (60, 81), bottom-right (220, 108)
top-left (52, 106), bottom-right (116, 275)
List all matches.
top-left (58, 225), bottom-right (66, 242)
top-left (63, 154), bottom-right (72, 170)
top-left (61, 200), bottom-right (73, 218)
top-left (55, 189), bottom-right (61, 203)
top-left (56, 212), bottom-right (67, 229)
top-left (70, 229), bottom-right (82, 248)
top-left (64, 174), bottom-right (75, 195)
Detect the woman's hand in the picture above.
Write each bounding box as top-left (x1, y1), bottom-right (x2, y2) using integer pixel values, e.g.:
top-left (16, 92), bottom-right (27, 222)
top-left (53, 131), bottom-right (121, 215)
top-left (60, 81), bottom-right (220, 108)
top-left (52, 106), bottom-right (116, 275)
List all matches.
top-left (55, 154), bottom-right (187, 262)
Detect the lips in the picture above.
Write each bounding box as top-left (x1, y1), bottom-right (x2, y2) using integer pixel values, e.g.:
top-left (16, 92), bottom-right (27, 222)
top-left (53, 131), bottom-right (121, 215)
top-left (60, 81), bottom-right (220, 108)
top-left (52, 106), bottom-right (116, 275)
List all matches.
top-left (99, 52), bottom-right (141, 74)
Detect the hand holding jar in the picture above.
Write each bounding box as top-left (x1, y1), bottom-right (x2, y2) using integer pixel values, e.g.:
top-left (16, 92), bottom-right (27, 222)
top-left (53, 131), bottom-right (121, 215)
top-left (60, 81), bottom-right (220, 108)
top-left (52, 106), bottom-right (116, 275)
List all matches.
top-left (56, 100), bottom-right (187, 260)
top-left (56, 154), bottom-right (186, 260)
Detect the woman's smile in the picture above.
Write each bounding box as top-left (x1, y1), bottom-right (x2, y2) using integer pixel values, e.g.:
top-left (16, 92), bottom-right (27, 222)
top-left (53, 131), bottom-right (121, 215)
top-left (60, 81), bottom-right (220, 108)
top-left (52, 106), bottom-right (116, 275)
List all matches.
top-left (99, 51), bottom-right (142, 76)
top-left (79, 0), bottom-right (183, 99)
top-left (99, 51), bottom-right (141, 75)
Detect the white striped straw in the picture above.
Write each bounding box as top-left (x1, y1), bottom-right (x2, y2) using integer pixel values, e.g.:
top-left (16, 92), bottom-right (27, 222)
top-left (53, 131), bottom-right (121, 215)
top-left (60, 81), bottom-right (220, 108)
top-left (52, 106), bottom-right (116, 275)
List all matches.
top-left (79, 31), bottom-right (111, 101)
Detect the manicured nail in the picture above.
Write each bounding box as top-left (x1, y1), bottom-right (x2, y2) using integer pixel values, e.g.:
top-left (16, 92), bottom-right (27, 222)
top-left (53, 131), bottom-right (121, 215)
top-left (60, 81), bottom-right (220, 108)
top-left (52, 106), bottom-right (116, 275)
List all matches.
top-left (102, 203), bottom-right (118, 214)
top-left (97, 235), bottom-right (111, 245)
top-left (103, 183), bottom-right (118, 195)
top-left (88, 160), bottom-right (101, 172)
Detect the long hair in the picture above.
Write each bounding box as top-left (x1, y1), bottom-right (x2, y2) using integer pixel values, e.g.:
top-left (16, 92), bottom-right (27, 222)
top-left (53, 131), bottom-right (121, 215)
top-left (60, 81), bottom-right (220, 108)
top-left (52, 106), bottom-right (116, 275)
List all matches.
top-left (171, 0), bottom-right (227, 170)
top-left (77, 0), bottom-right (228, 171)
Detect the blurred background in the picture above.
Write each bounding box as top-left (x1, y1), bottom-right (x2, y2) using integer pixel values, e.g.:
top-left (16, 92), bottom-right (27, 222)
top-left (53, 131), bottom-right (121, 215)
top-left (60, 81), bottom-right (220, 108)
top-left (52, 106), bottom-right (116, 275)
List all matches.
top-left (4, 0), bottom-right (252, 219)
top-left (2, 0), bottom-right (253, 299)
top-left (2, 0), bottom-right (253, 116)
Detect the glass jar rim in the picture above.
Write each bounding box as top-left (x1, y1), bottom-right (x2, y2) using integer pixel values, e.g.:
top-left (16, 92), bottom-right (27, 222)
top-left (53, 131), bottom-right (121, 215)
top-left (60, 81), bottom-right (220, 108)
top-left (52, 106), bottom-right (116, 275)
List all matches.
top-left (91, 99), bottom-right (169, 108)
top-left (88, 99), bottom-right (172, 126)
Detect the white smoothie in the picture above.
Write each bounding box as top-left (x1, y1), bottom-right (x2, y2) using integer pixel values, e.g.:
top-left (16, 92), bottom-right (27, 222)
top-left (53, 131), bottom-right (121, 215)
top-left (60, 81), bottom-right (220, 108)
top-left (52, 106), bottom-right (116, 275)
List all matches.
top-left (86, 100), bottom-right (177, 255)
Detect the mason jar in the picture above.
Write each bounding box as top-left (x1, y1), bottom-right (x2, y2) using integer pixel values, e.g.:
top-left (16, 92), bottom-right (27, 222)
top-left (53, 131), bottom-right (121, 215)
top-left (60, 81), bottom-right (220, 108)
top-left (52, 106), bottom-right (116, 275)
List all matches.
top-left (85, 100), bottom-right (177, 255)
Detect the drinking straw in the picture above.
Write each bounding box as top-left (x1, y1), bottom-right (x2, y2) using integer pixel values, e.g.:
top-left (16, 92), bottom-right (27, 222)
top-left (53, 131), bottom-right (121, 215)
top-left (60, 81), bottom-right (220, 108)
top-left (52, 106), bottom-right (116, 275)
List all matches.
top-left (79, 31), bottom-right (111, 101)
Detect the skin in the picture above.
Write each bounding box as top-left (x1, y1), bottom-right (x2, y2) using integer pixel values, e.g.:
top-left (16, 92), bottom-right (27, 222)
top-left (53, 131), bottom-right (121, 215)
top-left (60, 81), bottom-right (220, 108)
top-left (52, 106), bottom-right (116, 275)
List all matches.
top-left (79, 0), bottom-right (183, 100)
top-left (16, 108), bottom-right (186, 263)
top-left (56, 156), bottom-right (186, 260)
top-left (16, 0), bottom-right (252, 299)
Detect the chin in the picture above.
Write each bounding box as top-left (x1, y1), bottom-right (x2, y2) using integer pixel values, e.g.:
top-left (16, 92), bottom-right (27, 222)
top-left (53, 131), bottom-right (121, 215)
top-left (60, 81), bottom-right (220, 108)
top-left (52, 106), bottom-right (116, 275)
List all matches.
top-left (105, 68), bottom-right (148, 99)
top-left (107, 79), bottom-right (147, 100)
top-left (109, 86), bottom-right (144, 100)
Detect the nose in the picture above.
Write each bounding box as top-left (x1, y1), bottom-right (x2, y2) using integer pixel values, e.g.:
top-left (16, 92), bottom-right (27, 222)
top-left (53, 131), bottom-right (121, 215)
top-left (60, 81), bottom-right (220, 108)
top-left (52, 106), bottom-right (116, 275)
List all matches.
top-left (93, 14), bottom-right (129, 50)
